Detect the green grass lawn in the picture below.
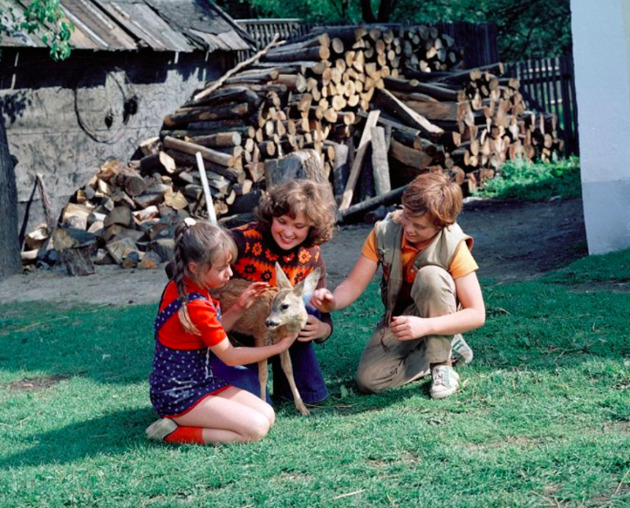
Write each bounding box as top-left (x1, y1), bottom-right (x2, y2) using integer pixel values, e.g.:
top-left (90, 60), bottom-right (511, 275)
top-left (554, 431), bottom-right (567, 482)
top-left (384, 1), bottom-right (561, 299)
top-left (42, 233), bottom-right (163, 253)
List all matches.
top-left (1, 249), bottom-right (629, 507)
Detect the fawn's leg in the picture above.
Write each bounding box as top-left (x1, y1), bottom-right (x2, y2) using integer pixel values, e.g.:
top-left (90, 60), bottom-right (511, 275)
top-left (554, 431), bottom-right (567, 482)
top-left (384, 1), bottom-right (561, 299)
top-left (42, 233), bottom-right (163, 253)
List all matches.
top-left (258, 359), bottom-right (268, 401)
top-left (279, 351), bottom-right (310, 415)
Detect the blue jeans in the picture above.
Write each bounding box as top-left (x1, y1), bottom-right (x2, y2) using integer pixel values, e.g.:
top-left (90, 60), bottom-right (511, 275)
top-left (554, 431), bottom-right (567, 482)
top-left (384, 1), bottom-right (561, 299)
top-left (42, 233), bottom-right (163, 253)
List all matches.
top-left (210, 338), bottom-right (328, 404)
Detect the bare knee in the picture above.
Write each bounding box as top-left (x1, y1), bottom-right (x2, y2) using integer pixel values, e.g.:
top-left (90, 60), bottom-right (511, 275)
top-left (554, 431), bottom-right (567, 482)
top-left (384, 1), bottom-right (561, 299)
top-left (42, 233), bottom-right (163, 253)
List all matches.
top-left (242, 412), bottom-right (272, 442)
top-left (263, 405), bottom-right (276, 428)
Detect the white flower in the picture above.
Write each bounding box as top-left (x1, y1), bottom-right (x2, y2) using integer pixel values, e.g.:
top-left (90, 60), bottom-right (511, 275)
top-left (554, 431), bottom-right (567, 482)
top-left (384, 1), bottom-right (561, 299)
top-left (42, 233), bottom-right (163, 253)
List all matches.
top-left (184, 217), bottom-right (197, 227)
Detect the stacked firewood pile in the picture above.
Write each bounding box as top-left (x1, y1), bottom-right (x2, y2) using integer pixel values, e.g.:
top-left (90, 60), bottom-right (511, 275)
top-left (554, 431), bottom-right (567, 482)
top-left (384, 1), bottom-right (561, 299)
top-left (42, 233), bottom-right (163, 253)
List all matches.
top-left (22, 23), bottom-right (563, 273)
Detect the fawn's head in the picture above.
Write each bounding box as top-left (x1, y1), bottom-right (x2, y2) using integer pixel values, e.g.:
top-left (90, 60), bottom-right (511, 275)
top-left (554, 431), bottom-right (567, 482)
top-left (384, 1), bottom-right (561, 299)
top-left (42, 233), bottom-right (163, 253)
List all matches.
top-left (265, 262), bottom-right (321, 331)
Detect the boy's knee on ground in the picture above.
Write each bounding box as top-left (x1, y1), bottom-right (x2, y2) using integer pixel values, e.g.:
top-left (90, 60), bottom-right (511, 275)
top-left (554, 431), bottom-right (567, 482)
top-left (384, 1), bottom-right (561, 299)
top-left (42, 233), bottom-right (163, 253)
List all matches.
top-left (356, 365), bottom-right (380, 394)
top-left (355, 356), bottom-right (403, 394)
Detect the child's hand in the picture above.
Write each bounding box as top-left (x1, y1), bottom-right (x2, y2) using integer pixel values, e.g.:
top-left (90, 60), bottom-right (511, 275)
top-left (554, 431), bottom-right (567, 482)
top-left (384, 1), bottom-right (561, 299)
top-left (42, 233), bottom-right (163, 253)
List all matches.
top-left (276, 332), bottom-right (300, 350)
top-left (234, 282), bottom-right (269, 312)
top-left (310, 288), bottom-right (335, 313)
top-left (390, 315), bottom-right (428, 341)
top-left (298, 315), bottom-right (331, 342)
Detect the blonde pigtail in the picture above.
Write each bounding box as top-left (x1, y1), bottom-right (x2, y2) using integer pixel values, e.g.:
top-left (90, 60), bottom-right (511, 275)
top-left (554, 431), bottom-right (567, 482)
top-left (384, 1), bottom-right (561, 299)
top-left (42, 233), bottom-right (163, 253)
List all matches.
top-left (173, 224), bottom-right (201, 335)
top-left (168, 218), bottom-right (237, 335)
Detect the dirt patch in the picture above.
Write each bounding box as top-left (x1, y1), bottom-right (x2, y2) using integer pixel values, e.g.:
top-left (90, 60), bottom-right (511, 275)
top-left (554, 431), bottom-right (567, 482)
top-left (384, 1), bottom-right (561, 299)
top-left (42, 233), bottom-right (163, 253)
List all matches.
top-left (458, 197), bottom-right (587, 283)
top-left (6, 374), bottom-right (72, 392)
top-left (0, 198), bottom-right (587, 307)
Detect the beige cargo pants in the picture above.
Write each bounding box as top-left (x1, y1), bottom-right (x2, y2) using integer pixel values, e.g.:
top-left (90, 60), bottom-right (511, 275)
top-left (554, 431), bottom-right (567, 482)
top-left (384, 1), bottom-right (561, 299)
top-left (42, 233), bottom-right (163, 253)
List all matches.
top-left (356, 265), bottom-right (459, 394)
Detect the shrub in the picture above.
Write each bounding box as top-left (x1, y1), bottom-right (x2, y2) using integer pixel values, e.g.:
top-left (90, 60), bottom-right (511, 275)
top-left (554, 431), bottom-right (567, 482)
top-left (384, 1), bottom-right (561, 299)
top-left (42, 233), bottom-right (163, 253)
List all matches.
top-left (473, 156), bottom-right (581, 201)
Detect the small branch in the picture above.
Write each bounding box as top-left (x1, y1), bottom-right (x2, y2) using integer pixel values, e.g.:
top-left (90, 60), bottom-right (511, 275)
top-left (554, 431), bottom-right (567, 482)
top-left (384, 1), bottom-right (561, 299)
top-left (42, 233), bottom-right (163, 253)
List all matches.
top-left (15, 315), bottom-right (70, 333)
top-left (615, 468), bottom-right (630, 494)
top-left (332, 489), bottom-right (365, 500)
top-left (193, 34), bottom-right (285, 102)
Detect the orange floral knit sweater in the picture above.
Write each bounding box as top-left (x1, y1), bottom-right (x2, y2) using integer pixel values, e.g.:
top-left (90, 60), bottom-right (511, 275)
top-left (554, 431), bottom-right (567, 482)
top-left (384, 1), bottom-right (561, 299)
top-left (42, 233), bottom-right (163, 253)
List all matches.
top-left (229, 222), bottom-right (332, 330)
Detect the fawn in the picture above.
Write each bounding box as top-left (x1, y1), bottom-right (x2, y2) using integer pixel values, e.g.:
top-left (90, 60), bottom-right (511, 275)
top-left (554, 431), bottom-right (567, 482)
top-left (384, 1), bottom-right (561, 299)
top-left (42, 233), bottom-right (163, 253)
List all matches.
top-left (211, 262), bottom-right (320, 415)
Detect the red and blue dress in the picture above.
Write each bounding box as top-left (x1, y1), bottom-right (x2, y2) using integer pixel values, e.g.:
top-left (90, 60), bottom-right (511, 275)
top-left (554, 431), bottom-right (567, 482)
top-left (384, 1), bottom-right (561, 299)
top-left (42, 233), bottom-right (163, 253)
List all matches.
top-left (150, 278), bottom-right (230, 418)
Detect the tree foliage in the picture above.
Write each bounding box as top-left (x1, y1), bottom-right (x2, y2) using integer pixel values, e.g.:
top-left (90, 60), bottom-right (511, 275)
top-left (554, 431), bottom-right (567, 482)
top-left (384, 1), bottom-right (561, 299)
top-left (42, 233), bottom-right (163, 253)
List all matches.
top-left (236, 0), bottom-right (571, 61)
top-left (1, 0), bottom-right (74, 60)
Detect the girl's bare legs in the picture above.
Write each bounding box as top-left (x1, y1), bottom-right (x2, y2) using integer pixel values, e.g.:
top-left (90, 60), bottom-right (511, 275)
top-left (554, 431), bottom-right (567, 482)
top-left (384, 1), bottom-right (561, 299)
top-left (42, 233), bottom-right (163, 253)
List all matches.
top-left (172, 386), bottom-right (276, 444)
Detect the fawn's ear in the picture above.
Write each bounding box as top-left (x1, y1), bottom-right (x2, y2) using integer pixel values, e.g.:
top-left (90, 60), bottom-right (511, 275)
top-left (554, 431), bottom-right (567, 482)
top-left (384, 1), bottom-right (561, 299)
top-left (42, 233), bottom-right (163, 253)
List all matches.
top-left (295, 268), bottom-right (320, 297)
top-left (275, 262), bottom-right (292, 289)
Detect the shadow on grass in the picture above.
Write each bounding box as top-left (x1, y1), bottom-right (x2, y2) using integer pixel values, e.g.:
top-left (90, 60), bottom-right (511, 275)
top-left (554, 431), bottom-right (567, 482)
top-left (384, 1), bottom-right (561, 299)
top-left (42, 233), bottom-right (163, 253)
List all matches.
top-left (2, 249), bottom-right (630, 429)
top-left (273, 374), bottom-right (442, 419)
top-left (0, 408), bottom-right (156, 468)
top-left (0, 302), bottom-right (155, 385)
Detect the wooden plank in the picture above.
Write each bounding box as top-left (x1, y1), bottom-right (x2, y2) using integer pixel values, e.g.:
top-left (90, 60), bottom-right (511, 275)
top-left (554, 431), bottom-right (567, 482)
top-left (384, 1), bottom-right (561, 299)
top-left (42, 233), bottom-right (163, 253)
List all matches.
top-left (338, 110), bottom-right (380, 211)
top-left (163, 136), bottom-right (241, 169)
top-left (389, 139), bottom-right (434, 170)
top-left (372, 88), bottom-right (444, 142)
top-left (370, 126), bottom-right (391, 195)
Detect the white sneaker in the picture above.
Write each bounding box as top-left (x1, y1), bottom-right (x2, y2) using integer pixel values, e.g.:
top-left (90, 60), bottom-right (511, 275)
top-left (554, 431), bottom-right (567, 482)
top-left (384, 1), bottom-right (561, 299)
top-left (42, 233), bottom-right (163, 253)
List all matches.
top-left (430, 365), bottom-right (460, 399)
top-left (145, 418), bottom-right (177, 441)
top-left (451, 336), bottom-right (473, 366)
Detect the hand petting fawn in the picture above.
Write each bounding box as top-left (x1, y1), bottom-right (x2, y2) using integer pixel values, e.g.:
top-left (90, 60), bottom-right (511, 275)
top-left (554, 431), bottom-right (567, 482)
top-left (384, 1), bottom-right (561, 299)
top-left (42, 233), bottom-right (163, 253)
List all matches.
top-left (212, 262), bottom-right (321, 415)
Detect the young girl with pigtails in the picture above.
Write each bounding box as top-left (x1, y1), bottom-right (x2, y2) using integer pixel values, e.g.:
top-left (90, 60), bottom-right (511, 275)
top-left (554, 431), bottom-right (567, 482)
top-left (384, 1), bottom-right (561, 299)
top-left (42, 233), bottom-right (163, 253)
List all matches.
top-left (146, 218), bottom-right (298, 445)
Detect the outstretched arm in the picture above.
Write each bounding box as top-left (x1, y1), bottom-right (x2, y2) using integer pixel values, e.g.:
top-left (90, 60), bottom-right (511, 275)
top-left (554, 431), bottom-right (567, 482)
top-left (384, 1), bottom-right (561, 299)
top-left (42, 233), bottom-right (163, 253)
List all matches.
top-left (311, 255), bottom-right (378, 312)
top-left (211, 333), bottom-right (298, 367)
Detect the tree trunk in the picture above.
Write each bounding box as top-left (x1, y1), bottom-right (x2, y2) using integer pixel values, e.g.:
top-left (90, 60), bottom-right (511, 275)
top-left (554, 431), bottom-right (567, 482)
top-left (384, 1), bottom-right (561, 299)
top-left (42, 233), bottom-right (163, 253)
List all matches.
top-left (0, 114), bottom-right (21, 278)
top-left (361, 0), bottom-right (396, 22)
top-left (360, 0), bottom-right (376, 22)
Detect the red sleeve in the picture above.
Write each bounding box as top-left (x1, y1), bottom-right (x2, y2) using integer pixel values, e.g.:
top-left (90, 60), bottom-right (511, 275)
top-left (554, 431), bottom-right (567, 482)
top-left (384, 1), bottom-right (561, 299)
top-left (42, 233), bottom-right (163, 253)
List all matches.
top-left (187, 298), bottom-right (228, 347)
top-left (157, 282), bottom-right (228, 350)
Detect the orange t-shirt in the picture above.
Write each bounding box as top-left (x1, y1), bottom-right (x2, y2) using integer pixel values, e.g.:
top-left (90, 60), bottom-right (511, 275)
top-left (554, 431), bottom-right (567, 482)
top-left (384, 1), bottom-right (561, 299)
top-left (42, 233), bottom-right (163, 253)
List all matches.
top-left (361, 228), bottom-right (478, 285)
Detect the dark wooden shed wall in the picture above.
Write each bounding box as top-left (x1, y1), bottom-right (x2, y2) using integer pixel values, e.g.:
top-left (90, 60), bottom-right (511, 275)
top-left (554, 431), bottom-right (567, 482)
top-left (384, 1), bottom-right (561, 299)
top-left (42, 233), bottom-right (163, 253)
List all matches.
top-left (0, 48), bottom-right (230, 232)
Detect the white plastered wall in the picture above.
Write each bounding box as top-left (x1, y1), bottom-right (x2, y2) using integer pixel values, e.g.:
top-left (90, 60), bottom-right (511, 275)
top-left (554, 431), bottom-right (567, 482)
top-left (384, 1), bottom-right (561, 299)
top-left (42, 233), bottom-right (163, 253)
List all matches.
top-left (571, 0), bottom-right (630, 254)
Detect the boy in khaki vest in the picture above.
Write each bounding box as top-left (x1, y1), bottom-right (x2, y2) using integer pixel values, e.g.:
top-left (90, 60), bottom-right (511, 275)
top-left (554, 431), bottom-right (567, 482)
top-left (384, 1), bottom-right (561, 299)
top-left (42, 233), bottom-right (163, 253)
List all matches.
top-left (312, 172), bottom-right (485, 399)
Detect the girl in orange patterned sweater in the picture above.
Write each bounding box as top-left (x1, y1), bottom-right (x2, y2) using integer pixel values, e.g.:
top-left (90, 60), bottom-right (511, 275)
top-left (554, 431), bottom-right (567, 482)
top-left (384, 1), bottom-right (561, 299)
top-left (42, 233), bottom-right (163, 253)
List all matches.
top-left (211, 179), bottom-right (337, 406)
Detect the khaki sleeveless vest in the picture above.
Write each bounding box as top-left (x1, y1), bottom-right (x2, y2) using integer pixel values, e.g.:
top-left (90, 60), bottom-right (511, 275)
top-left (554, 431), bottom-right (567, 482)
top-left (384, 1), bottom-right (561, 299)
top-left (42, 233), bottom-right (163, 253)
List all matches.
top-left (374, 210), bottom-right (472, 322)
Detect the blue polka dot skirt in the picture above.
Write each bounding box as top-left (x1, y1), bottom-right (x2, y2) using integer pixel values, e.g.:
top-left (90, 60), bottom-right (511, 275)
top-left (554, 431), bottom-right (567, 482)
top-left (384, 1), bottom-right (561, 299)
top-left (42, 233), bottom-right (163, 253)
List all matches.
top-left (149, 340), bottom-right (228, 418)
top-left (149, 292), bottom-right (228, 418)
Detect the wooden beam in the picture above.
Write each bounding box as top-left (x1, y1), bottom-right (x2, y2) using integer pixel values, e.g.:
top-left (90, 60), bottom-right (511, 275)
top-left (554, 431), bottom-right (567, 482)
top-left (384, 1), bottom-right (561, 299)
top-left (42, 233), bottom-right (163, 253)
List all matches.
top-left (338, 110), bottom-right (380, 211)
top-left (370, 126), bottom-right (391, 195)
top-left (340, 185), bottom-right (407, 220)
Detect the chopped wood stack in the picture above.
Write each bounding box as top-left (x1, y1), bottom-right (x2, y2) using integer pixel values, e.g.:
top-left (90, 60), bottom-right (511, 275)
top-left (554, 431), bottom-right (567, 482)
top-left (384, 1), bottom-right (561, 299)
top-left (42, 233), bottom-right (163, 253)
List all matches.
top-left (375, 62), bottom-right (564, 196)
top-left (159, 24), bottom-right (468, 211)
top-left (22, 23), bottom-right (564, 270)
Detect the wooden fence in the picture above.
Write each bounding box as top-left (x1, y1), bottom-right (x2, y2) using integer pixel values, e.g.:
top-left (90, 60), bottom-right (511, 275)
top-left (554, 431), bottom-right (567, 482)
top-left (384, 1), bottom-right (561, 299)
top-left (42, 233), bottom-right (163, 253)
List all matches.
top-left (504, 55), bottom-right (579, 156)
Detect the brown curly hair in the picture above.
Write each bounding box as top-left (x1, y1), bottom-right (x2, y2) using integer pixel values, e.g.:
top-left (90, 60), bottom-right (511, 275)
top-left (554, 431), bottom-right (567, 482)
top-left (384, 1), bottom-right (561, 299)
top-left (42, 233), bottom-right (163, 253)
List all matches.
top-left (402, 172), bottom-right (463, 228)
top-left (256, 179), bottom-right (336, 246)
